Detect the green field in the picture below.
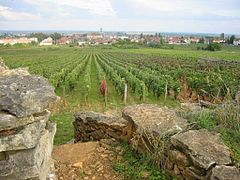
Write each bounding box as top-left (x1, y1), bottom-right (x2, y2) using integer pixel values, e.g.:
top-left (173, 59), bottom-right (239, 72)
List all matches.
top-left (0, 45), bottom-right (240, 145)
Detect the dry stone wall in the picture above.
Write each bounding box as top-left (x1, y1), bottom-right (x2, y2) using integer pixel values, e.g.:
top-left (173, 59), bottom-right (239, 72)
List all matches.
top-left (0, 59), bottom-right (58, 180)
top-left (74, 112), bottom-right (131, 142)
top-left (74, 104), bottom-right (240, 180)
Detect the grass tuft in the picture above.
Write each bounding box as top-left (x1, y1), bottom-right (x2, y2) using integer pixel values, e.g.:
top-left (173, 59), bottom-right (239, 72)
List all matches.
top-left (114, 143), bottom-right (174, 180)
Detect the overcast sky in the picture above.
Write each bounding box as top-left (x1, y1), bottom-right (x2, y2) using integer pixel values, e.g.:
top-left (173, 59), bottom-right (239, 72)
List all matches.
top-left (0, 0), bottom-right (239, 33)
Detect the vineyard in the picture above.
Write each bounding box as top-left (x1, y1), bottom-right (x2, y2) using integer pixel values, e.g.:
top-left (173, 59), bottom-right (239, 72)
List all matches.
top-left (1, 46), bottom-right (240, 144)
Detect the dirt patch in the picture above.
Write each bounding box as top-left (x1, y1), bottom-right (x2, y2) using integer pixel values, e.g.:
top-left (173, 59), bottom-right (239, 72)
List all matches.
top-left (52, 139), bottom-right (123, 180)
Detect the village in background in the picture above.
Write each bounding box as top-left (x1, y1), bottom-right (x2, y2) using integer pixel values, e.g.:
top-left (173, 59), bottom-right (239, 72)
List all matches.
top-left (0, 30), bottom-right (240, 47)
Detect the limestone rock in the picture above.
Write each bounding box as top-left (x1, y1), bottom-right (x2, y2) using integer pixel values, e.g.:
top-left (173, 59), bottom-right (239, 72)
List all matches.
top-left (0, 59), bottom-right (29, 77)
top-left (74, 112), bottom-right (129, 142)
top-left (0, 75), bottom-right (58, 117)
top-left (0, 122), bottom-right (56, 180)
top-left (209, 165), bottom-right (240, 180)
top-left (122, 104), bottom-right (189, 136)
top-left (0, 111), bottom-right (50, 152)
top-left (171, 129), bottom-right (232, 170)
top-left (180, 103), bottom-right (202, 112)
top-left (0, 61), bottom-right (57, 180)
top-left (0, 58), bottom-right (9, 72)
top-left (0, 110), bottom-right (49, 131)
top-left (0, 67), bottom-right (30, 77)
top-left (168, 150), bottom-right (190, 167)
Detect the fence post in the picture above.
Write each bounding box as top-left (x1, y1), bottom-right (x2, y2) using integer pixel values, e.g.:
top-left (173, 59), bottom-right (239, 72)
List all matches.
top-left (104, 87), bottom-right (107, 106)
top-left (124, 83), bottom-right (128, 104)
top-left (164, 80), bottom-right (168, 104)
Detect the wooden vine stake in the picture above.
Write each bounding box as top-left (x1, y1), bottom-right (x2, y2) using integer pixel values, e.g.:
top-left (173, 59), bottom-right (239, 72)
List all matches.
top-left (124, 83), bottom-right (128, 104)
top-left (104, 87), bottom-right (107, 107)
top-left (164, 80), bottom-right (168, 104)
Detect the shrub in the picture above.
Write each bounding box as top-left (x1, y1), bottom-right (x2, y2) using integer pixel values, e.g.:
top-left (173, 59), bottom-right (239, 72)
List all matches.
top-left (5, 43), bottom-right (11, 47)
top-left (205, 43), bottom-right (221, 51)
top-left (216, 100), bottom-right (240, 131)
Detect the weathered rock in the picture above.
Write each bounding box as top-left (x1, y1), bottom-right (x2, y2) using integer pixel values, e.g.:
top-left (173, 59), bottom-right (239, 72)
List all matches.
top-left (0, 123), bottom-right (56, 180)
top-left (180, 103), bottom-right (202, 112)
top-left (0, 61), bottom-right (58, 180)
top-left (0, 111), bottom-right (50, 152)
top-left (0, 67), bottom-right (30, 77)
top-left (0, 110), bottom-right (49, 132)
top-left (0, 75), bottom-right (58, 117)
top-left (0, 59), bottom-right (29, 77)
top-left (74, 112), bottom-right (129, 142)
top-left (0, 58), bottom-right (9, 72)
top-left (209, 165), bottom-right (240, 180)
top-left (168, 150), bottom-right (190, 167)
top-left (181, 167), bottom-right (202, 179)
top-left (171, 129), bottom-right (232, 170)
top-left (122, 104), bottom-right (189, 136)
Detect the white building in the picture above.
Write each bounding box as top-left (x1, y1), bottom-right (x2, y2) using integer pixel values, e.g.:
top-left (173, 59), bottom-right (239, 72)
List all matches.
top-left (119, 36), bottom-right (129, 40)
top-left (233, 40), bottom-right (240, 46)
top-left (78, 41), bottom-right (87, 46)
top-left (40, 37), bottom-right (53, 46)
top-left (0, 37), bottom-right (38, 45)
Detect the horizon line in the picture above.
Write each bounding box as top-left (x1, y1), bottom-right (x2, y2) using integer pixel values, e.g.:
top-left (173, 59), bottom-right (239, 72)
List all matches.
top-left (0, 30), bottom-right (239, 36)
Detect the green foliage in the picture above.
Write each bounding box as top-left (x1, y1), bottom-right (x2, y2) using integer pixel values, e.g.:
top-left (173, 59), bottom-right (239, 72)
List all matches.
top-left (114, 143), bottom-right (172, 180)
top-left (221, 129), bottom-right (240, 165)
top-left (30, 41), bottom-right (38, 46)
top-left (28, 32), bottom-right (47, 43)
top-left (83, 58), bottom-right (91, 101)
top-left (50, 32), bottom-right (62, 44)
top-left (216, 101), bottom-right (240, 132)
top-left (205, 43), bottom-right (221, 51)
top-left (5, 43), bottom-right (11, 47)
top-left (228, 35), bottom-right (235, 44)
top-left (182, 110), bottom-right (217, 130)
top-left (107, 49), bottom-right (240, 100)
top-left (122, 45), bottom-right (240, 61)
top-left (69, 39), bottom-right (79, 47)
top-left (64, 56), bottom-right (88, 91)
top-left (94, 54), bottom-right (106, 87)
top-left (147, 43), bottom-right (172, 49)
top-left (50, 111), bottom-right (74, 145)
top-left (9, 43), bottom-right (38, 48)
top-left (220, 33), bottom-right (225, 40)
top-left (0, 33), bottom-right (8, 38)
top-left (197, 46), bottom-right (205, 50)
top-left (113, 39), bottom-right (144, 49)
top-left (97, 55), bottom-right (126, 95)
top-left (100, 54), bottom-right (148, 99)
top-left (199, 37), bottom-right (205, 44)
